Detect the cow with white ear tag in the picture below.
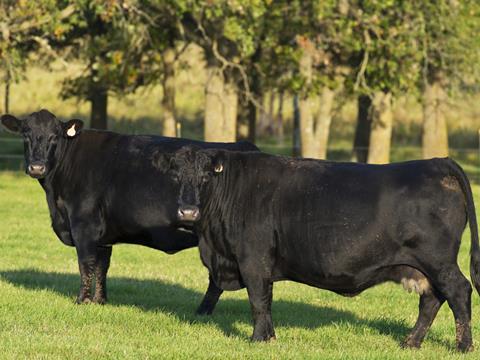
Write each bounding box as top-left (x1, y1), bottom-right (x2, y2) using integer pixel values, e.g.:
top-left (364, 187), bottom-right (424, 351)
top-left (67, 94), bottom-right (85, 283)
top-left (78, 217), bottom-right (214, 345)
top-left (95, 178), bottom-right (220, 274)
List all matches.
top-left (1, 109), bottom-right (259, 314)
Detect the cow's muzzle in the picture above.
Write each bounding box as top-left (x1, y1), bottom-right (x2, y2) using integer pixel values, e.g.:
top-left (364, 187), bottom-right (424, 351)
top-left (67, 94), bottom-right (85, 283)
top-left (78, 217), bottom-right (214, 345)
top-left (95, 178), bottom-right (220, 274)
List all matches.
top-left (27, 163), bottom-right (46, 178)
top-left (177, 205), bottom-right (201, 222)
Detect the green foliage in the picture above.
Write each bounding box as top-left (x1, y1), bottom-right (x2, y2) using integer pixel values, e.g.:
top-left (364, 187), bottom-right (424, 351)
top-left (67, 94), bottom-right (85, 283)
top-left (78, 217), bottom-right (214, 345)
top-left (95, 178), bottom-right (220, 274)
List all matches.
top-left (412, 0), bottom-right (480, 93)
top-left (59, 1), bottom-right (140, 99)
top-left (0, 0), bottom-right (66, 84)
top-left (341, 1), bottom-right (422, 95)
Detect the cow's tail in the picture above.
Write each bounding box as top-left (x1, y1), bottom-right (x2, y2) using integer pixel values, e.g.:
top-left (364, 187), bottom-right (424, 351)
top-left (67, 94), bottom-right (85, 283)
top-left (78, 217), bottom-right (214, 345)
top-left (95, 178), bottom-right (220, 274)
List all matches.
top-left (448, 158), bottom-right (480, 296)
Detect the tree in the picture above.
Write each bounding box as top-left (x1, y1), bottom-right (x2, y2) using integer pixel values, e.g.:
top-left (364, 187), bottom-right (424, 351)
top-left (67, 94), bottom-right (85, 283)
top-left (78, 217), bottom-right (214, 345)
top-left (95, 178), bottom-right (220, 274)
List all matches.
top-left (58, 2), bottom-right (117, 129)
top-left (415, 0), bottom-right (480, 158)
top-left (183, 2), bottom-right (242, 142)
top-left (352, 95), bottom-right (372, 162)
top-left (278, 1), bottom-right (352, 159)
top-left (0, 1), bottom-right (74, 113)
top-left (59, 1), bottom-right (154, 130)
top-left (185, 0), bottom-right (288, 143)
top-left (131, 0), bottom-right (194, 137)
top-left (349, 1), bottom-right (423, 164)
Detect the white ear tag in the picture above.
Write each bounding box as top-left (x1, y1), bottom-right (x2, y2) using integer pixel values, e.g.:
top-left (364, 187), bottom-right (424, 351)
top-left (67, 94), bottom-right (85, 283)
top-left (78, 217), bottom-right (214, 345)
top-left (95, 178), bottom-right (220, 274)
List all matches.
top-left (67, 125), bottom-right (76, 137)
top-left (214, 164), bottom-right (223, 173)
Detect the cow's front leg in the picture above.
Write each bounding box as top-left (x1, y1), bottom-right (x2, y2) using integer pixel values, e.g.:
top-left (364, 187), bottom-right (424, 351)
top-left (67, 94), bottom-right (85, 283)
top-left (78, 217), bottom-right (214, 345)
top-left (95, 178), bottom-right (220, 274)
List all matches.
top-left (92, 246), bottom-right (112, 304)
top-left (72, 221), bottom-right (102, 304)
top-left (245, 278), bottom-right (275, 341)
top-left (75, 242), bottom-right (97, 304)
top-left (196, 275), bottom-right (223, 315)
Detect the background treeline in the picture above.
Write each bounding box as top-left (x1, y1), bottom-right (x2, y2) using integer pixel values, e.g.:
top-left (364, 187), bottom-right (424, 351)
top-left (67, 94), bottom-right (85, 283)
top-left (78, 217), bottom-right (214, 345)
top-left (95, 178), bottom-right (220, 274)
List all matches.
top-left (1, 0), bottom-right (480, 163)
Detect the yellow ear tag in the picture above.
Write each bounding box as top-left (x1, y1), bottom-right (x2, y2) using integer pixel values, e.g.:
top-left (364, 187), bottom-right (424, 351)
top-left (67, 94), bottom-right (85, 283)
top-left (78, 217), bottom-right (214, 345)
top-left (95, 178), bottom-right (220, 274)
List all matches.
top-left (67, 125), bottom-right (76, 137)
top-left (214, 164), bottom-right (223, 173)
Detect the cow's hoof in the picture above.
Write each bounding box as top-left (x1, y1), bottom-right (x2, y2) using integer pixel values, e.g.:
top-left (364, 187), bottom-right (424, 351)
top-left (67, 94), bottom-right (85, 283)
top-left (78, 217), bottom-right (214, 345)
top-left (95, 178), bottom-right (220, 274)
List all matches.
top-left (401, 336), bottom-right (421, 349)
top-left (92, 297), bottom-right (107, 305)
top-left (251, 332), bottom-right (276, 342)
top-left (195, 305), bottom-right (214, 316)
top-left (457, 342), bottom-right (474, 353)
top-left (75, 297), bottom-right (92, 304)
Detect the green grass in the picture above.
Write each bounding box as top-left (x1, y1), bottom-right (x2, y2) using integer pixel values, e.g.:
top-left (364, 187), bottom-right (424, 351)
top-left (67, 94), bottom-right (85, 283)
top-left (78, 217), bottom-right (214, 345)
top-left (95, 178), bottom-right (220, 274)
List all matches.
top-left (1, 171), bottom-right (480, 359)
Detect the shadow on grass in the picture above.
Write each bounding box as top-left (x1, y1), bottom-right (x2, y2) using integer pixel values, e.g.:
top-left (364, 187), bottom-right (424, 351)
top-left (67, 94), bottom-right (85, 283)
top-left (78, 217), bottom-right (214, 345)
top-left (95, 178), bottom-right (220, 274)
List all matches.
top-left (0, 268), bottom-right (453, 349)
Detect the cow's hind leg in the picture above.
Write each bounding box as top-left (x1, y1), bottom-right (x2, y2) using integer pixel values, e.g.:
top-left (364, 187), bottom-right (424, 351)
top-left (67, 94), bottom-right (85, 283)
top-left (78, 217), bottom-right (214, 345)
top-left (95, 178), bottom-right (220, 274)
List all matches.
top-left (431, 265), bottom-right (473, 352)
top-left (403, 291), bottom-right (444, 349)
top-left (92, 246), bottom-right (112, 304)
top-left (196, 275), bottom-right (223, 315)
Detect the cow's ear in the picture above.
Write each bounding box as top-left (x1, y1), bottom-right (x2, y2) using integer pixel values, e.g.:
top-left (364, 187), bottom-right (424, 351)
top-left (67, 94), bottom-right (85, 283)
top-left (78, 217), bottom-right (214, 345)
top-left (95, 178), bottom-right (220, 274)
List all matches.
top-left (63, 119), bottom-right (84, 138)
top-left (1, 114), bottom-right (23, 134)
top-left (152, 150), bottom-right (174, 173)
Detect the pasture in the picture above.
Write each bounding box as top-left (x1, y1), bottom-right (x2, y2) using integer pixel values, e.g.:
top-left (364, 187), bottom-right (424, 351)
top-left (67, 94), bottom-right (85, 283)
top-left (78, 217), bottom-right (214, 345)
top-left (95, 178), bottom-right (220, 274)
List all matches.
top-left (1, 171), bottom-right (479, 359)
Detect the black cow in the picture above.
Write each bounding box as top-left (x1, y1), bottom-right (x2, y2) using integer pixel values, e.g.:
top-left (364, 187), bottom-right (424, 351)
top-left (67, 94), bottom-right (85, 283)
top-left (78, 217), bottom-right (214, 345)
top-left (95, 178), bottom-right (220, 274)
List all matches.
top-left (0, 109), bottom-right (258, 314)
top-left (154, 146), bottom-right (480, 352)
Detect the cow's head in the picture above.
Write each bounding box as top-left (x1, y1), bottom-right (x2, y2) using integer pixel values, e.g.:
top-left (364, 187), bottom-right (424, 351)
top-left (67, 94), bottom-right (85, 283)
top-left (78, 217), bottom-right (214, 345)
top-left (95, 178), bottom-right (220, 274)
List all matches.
top-left (1, 109), bottom-right (83, 179)
top-left (152, 146), bottom-right (225, 224)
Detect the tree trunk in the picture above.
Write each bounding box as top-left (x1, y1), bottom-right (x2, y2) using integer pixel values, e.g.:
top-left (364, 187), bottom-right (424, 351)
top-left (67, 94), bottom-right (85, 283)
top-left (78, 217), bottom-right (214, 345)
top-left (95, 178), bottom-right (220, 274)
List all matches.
top-left (315, 87), bottom-right (335, 159)
top-left (299, 87), bottom-right (335, 159)
top-left (274, 90), bottom-right (284, 141)
top-left (257, 92), bottom-right (274, 138)
top-left (236, 97), bottom-right (249, 140)
top-left (4, 72), bottom-right (10, 114)
top-left (162, 47), bottom-right (177, 137)
top-left (247, 97), bottom-right (257, 143)
top-left (204, 66), bottom-right (237, 142)
top-left (246, 66), bottom-right (261, 143)
top-left (298, 49), bottom-right (315, 157)
top-left (367, 91), bottom-right (393, 164)
top-left (90, 85), bottom-right (108, 130)
top-left (299, 93), bottom-right (314, 157)
top-left (266, 91), bottom-right (275, 135)
top-left (422, 79), bottom-right (448, 158)
top-left (297, 48), bottom-right (335, 159)
top-left (352, 95), bottom-right (372, 163)
top-left (292, 95), bottom-right (301, 157)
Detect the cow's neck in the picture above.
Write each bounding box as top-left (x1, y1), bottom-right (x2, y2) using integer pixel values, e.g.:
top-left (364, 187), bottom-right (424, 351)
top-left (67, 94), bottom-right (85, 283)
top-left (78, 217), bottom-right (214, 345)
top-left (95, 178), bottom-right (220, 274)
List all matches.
top-left (199, 163), bottom-right (240, 241)
top-left (38, 136), bottom-right (77, 205)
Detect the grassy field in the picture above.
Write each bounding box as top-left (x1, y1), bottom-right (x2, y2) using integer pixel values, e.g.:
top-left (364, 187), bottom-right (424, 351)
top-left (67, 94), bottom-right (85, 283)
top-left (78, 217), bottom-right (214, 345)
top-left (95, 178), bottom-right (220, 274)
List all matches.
top-left (1, 172), bottom-right (480, 359)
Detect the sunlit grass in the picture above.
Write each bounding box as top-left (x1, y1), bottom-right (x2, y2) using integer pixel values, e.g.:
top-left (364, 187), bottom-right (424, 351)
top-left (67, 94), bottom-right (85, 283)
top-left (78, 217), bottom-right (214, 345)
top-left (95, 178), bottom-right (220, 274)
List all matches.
top-left (1, 171), bottom-right (480, 359)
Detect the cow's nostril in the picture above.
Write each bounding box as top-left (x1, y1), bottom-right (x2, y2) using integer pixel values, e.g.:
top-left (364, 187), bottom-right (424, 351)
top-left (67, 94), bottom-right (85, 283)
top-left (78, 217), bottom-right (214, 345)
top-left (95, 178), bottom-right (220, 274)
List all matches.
top-left (28, 163), bottom-right (46, 176)
top-left (177, 206), bottom-right (200, 221)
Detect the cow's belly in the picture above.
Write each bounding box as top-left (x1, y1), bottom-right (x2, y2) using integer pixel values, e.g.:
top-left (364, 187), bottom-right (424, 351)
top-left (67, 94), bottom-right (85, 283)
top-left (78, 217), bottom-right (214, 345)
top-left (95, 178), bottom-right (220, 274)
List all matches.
top-left (101, 226), bottom-right (199, 254)
top-left (273, 206), bottom-right (409, 290)
top-left (274, 184), bottom-right (466, 292)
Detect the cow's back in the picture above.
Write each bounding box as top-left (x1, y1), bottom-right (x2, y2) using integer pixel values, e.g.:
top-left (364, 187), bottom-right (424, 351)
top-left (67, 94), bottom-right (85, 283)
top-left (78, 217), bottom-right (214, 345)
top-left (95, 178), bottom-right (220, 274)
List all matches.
top-left (48, 130), bottom-right (256, 248)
